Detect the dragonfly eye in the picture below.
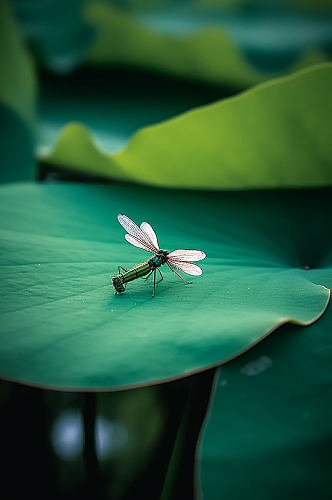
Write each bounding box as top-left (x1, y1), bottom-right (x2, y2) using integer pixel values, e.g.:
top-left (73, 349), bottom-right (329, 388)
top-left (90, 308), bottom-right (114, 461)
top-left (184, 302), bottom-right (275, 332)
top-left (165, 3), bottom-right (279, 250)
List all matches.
top-left (112, 275), bottom-right (125, 293)
top-left (158, 249), bottom-right (169, 263)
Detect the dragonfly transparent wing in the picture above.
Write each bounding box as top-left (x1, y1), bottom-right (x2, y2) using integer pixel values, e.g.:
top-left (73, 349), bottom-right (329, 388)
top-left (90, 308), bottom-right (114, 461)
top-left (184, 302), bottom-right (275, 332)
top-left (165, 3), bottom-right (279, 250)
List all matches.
top-left (124, 234), bottom-right (154, 253)
top-left (117, 214), bottom-right (159, 253)
top-left (140, 222), bottom-right (159, 250)
top-left (168, 260), bottom-right (203, 276)
top-left (167, 249), bottom-right (206, 262)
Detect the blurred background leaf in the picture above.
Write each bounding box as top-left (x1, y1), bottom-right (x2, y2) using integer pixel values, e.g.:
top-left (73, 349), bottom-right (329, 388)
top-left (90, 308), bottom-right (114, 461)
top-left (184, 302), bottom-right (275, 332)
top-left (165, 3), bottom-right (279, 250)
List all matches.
top-left (85, 1), bottom-right (332, 83)
top-left (36, 68), bottom-right (226, 163)
top-left (12, 0), bottom-right (332, 83)
top-left (84, 1), bottom-right (261, 88)
top-left (42, 64), bottom-right (332, 189)
top-left (0, 0), bottom-right (36, 124)
top-left (0, 182), bottom-right (330, 389)
top-left (11, 0), bottom-right (95, 73)
top-left (0, 102), bottom-right (35, 183)
top-left (0, 0), bottom-right (36, 182)
top-left (5, 0), bottom-right (332, 185)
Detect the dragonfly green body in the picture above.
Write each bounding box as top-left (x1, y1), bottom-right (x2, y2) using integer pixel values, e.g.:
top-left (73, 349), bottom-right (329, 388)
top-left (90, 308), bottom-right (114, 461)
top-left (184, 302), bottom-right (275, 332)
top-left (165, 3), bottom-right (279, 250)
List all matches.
top-left (122, 261), bottom-right (151, 283)
top-left (112, 251), bottom-right (169, 295)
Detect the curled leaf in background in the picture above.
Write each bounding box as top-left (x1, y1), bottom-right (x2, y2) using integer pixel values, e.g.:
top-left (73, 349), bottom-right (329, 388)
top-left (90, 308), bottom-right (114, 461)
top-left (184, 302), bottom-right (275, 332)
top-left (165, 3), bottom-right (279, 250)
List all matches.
top-left (86, 0), bottom-right (332, 82)
top-left (5, 0), bottom-right (332, 187)
top-left (41, 63), bottom-right (332, 189)
top-left (12, 0), bottom-right (332, 84)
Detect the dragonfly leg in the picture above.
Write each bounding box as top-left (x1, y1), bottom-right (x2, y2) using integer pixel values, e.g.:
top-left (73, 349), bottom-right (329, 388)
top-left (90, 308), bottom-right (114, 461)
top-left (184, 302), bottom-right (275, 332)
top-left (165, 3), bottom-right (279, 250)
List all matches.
top-left (142, 270), bottom-right (153, 280)
top-left (167, 263), bottom-right (193, 284)
top-left (114, 282), bottom-right (127, 294)
top-left (156, 268), bottom-right (163, 283)
top-left (152, 270), bottom-right (157, 297)
top-left (118, 266), bottom-right (128, 274)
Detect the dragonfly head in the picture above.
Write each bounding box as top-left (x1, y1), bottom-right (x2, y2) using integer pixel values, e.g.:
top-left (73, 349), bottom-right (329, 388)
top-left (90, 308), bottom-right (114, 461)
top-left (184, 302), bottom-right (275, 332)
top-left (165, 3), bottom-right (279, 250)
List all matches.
top-left (158, 249), bottom-right (169, 264)
top-left (112, 275), bottom-right (125, 293)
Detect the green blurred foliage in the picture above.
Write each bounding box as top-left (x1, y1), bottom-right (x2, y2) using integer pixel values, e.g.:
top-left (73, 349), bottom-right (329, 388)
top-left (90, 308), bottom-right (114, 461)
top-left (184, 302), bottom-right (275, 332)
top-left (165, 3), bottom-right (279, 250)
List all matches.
top-left (37, 68), bottom-right (226, 159)
top-left (5, 0), bottom-right (332, 184)
top-left (0, 102), bottom-right (35, 183)
top-left (86, 0), bottom-right (332, 75)
top-left (12, 0), bottom-right (94, 72)
top-left (85, 1), bottom-right (261, 87)
top-left (0, 0), bottom-right (36, 182)
top-left (11, 0), bottom-right (332, 79)
top-left (43, 64), bottom-right (332, 189)
top-left (0, 0), bottom-right (36, 124)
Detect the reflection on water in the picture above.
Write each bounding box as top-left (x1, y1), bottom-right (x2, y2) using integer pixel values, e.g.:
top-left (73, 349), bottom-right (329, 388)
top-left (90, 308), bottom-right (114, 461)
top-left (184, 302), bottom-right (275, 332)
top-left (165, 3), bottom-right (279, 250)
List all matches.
top-left (1, 373), bottom-right (214, 499)
top-left (52, 410), bottom-right (83, 460)
top-left (52, 410), bottom-right (128, 461)
top-left (96, 416), bottom-right (128, 460)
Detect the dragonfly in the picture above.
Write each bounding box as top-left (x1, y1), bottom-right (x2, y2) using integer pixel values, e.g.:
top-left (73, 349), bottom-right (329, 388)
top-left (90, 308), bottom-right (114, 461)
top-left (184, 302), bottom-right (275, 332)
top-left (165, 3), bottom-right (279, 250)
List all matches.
top-left (112, 214), bottom-right (206, 297)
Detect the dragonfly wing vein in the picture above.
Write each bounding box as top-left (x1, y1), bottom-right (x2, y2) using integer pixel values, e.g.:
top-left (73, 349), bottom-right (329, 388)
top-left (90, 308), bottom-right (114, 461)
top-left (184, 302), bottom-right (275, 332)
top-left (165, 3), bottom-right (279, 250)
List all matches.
top-left (167, 259), bottom-right (203, 275)
top-left (167, 249), bottom-right (206, 262)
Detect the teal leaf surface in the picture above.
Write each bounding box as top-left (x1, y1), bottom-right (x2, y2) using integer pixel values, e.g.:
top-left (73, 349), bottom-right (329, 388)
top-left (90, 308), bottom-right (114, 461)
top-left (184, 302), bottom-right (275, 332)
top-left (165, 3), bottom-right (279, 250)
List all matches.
top-left (0, 183), bottom-right (330, 390)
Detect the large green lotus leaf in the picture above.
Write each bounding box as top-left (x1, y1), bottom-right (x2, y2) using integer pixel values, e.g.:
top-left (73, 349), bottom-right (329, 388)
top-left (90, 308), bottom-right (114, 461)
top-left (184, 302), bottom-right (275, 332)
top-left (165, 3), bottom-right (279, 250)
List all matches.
top-left (0, 183), bottom-right (330, 390)
top-left (43, 64), bottom-right (332, 189)
top-left (0, 0), bottom-right (36, 124)
top-left (198, 273), bottom-right (332, 499)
